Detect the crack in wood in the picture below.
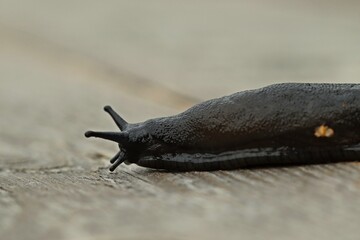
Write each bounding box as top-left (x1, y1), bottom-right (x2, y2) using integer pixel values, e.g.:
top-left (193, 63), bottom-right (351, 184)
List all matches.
top-left (119, 170), bottom-right (152, 184)
top-left (0, 186), bottom-right (10, 194)
top-left (0, 165), bottom-right (82, 174)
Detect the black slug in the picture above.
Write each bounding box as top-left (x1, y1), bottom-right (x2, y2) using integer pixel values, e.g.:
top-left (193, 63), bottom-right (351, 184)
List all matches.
top-left (85, 83), bottom-right (360, 171)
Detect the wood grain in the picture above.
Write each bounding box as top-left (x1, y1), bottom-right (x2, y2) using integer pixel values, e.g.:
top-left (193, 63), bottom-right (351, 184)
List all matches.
top-left (0, 1), bottom-right (360, 240)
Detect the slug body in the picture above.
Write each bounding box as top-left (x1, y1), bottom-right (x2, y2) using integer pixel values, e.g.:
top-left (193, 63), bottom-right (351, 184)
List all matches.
top-left (85, 83), bottom-right (360, 171)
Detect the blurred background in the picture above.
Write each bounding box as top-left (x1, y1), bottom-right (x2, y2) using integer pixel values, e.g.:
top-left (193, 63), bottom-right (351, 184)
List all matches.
top-left (1, 1), bottom-right (360, 105)
top-left (1, 1), bottom-right (360, 240)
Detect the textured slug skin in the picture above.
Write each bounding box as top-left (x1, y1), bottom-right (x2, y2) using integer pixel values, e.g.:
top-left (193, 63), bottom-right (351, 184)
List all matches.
top-left (86, 83), bottom-right (360, 171)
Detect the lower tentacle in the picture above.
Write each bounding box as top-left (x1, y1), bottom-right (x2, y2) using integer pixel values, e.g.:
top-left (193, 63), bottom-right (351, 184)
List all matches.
top-left (109, 152), bottom-right (127, 172)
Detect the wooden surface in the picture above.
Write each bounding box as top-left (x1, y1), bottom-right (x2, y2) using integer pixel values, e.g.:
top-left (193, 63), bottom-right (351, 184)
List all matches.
top-left (1, 1), bottom-right (360, 240)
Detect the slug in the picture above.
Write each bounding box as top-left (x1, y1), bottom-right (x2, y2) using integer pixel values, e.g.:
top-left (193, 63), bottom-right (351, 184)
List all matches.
top-left (85, 83), bottom-right (360, 171)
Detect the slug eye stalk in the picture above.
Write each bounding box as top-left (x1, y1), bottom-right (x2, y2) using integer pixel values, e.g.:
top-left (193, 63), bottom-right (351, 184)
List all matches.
top-left (103, 105), bottom-right (128, 130)
top-left (85, 106), bottom-right (130, 171)
top-left (84, 131), bottom-right (128, 144)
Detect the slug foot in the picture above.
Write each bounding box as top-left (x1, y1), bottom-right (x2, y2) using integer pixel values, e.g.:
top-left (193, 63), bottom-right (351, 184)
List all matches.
top-left (137, 144), bottom-right (360, 171)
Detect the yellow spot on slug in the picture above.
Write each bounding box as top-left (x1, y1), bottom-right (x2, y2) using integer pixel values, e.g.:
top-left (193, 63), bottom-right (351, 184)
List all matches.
top-left (314, 125), bottom-right (334, 138)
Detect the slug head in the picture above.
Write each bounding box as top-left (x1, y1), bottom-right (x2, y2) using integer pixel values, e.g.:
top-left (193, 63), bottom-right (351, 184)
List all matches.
top-left (85, 106), bottom-right (151, 171)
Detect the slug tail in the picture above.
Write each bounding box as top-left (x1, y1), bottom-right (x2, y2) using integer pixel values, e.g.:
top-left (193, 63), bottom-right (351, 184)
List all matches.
top-left (104, 105), bottom-right (128, 130)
